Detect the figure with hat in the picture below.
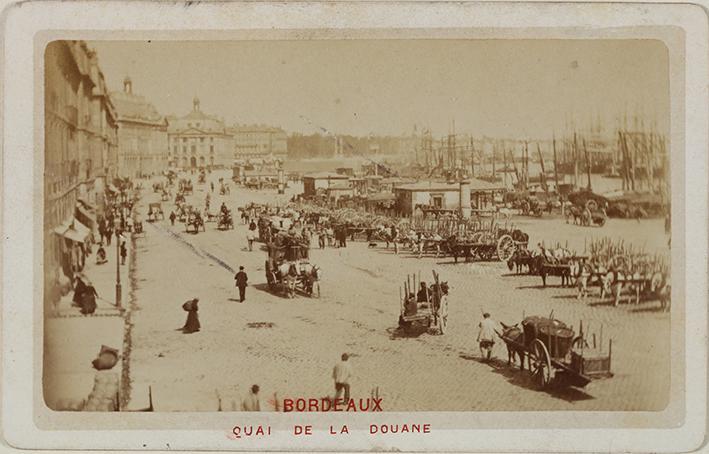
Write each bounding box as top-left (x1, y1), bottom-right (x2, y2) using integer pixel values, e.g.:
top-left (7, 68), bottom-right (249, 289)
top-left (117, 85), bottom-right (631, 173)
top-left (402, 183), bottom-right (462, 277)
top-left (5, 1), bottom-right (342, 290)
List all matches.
top-left (234, 266), bottom-right (249, 302)
top-left (181, 298), bottom-right (201, 333)
top-left (477, 312), bottom-right (499, 362)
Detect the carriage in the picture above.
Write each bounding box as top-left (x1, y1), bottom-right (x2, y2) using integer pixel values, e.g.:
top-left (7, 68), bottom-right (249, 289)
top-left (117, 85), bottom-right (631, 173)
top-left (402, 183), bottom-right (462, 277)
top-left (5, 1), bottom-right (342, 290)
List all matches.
top-left (448, 230), bottom-right (520, 263)
top-left (499, 315), bottom-right (613, 390)
top-left (179, 179), bottom-right (193, 195)
top-left (398, 270), bottom-right (448, 335)
top-left (185, 211), bottom-right (205, 233)
top-left (147, 203), bottom-right (164, 222)
top-left (264, 242), bottom-right (320, 298)
top-left (177, 204), bottom-right (193, 223)
top-left (133, 220), bottom-right (146, 238)
top-left (216, 210), bottom-right (234, 230)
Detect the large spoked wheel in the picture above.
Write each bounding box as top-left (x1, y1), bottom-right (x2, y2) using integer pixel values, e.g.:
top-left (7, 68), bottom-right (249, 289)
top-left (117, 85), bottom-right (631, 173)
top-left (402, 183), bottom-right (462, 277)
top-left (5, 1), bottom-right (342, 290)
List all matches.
top-left (585, 199), bottom-right (598, 212)
top-left (572, 336), bottom-right (590, 349)
top-left (530, 339), bottom-right (552, 389)
top-left (496, 234), bottom-right (516, 262)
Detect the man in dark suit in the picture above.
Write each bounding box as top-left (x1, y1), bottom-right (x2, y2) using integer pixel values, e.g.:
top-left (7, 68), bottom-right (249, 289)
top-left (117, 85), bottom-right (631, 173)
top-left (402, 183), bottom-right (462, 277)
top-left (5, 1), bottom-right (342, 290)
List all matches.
top-left (234, 266), bottom-right (248, 302)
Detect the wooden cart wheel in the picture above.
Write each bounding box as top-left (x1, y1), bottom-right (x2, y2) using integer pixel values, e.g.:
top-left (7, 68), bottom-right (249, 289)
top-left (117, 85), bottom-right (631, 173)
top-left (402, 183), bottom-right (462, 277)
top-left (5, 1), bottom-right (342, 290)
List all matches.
top-left (531, 339), bottom-right (552, 389)
top-left (572, 336), bottom-right (590, 349)
top-left (585, 199), bottom-right (598, 212)
top-left (496, 234), bottom-right (516, 262)
top-left (470, 232), bottom-right (483, 243)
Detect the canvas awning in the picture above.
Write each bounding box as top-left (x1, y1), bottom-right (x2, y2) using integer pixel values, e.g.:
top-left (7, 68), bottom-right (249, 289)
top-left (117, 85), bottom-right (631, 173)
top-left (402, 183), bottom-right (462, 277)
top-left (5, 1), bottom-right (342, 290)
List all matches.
top-left (76, 204), bottom-right (97, 227)
top-left (53, 218), bottom-right (91, 243)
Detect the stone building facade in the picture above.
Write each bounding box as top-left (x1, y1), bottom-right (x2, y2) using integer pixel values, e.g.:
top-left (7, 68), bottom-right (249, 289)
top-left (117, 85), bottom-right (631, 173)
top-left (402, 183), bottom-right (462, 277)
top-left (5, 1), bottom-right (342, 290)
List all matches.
top-left (167, 98), bottom-right (233, 169)
top-left (111, 77), bottom-right (168, 177)
top-left (44, 40), bottom-right (118, 300)
top-left (229, 124), bottom-right (287, 162)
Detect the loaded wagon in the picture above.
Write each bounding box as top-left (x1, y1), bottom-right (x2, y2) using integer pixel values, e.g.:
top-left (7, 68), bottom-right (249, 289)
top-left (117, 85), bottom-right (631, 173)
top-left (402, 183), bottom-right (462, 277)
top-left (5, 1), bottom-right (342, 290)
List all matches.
top-left (499, 316), bottom-right (612, 390)
top-left (265, 242), bottom-right (320, 298)
top-left (398, 270), bottom-right (448, 335)
top-left (448, 230), bottom-right (518, 263)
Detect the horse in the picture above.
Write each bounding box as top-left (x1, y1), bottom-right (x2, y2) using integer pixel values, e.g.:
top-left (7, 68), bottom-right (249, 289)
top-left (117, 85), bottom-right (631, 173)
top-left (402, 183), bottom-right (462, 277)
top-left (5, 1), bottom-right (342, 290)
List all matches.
top-left (507, 249), bottom-right (537, 274)
top-left (565, 205), bottom-right (583, 225)
top-left (497, 322), bottom-right (526, 370)
top-left (650, 271), bottom-right (671, 311)
top-left (299, 263), bottom-right (322, 298)
top-left (275, 262), bottom-right (299, 298)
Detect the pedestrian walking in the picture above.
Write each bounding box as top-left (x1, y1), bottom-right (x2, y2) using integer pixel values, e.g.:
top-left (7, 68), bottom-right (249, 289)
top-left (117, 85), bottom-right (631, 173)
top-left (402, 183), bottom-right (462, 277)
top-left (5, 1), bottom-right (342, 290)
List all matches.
top-left (318, 228), bottom-right (326, 249)
top-left (477, 312), bottom-right (498, 362)
top-left (181, 298), bottom-right (200, 333)
top-left (241, 384), bottom-right (261, 411)
top-left (169, 211), bottom-right (176, 226)
top-left (210, 181), bottom-right (214, 193)
top-left (234, 266), bottom-right (248, 302)
top-left (246, 228), bottom-right (256, 251)
top-left (105, 227), bottom-right (113, 246)
top-left (72, 274), bottom-right (87, 308)
top-left (332, 353), bottom-right (352, 402)
top-left (120, 241), bottom-right (127, 265)
top-left (81, 281), bottom-right (98, 315)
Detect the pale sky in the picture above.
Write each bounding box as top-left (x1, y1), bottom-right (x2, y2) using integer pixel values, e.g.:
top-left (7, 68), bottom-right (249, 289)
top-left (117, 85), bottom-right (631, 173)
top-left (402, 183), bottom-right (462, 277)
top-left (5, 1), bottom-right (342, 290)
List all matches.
top-left (88, 39), bottom-right (669, 138)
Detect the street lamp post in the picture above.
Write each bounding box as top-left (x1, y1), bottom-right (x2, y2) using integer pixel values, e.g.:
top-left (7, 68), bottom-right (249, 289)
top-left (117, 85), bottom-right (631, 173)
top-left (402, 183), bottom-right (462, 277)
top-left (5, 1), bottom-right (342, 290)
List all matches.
top-left (114, 218), bottom-right (122, 308)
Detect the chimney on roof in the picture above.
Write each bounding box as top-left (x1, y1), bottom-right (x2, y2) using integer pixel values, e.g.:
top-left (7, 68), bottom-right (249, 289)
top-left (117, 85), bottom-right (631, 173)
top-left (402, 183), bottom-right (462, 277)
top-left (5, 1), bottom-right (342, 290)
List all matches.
top-left (193, 96), bottom-right (200, 112)
top-left (123, 76), bottom-right (132, 94)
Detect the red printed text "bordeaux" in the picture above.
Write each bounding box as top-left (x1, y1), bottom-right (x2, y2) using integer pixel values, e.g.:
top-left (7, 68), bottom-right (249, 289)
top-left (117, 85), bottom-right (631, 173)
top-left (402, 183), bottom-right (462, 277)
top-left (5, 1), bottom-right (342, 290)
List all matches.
top-left (283, 398), bottom-right (383, 412)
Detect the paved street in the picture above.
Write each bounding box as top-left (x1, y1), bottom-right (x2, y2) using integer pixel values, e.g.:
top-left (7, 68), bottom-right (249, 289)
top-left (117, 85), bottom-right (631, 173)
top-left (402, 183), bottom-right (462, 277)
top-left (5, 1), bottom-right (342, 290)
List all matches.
top-left (123, 171), bottom-right (670, 412)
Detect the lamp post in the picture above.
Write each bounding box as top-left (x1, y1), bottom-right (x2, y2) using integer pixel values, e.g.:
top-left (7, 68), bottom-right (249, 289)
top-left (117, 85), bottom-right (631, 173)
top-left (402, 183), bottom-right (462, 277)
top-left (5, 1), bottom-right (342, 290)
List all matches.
top-left (114, 218), bottom-right (122, 308)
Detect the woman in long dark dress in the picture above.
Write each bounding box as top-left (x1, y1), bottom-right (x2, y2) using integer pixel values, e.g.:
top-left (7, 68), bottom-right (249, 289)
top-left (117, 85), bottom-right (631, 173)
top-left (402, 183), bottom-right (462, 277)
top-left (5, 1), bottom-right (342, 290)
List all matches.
top-left (182, 298), bottom-right (200, 333)
top-left (72, 275), bottom-right (87, 308)
top-left (81, 283), bottom-right (98, 315)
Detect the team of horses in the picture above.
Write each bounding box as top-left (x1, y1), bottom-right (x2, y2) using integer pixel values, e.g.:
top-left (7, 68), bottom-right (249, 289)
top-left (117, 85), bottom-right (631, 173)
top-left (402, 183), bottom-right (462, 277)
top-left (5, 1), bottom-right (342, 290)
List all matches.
top-left (507, 248), bottom-right (671, 310)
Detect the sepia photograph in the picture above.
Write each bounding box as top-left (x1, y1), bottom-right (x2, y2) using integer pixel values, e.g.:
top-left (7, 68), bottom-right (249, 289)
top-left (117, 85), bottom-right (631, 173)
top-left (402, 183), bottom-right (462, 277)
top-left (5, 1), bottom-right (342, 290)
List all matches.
top-left (41, 37), bottom-right (675, 414)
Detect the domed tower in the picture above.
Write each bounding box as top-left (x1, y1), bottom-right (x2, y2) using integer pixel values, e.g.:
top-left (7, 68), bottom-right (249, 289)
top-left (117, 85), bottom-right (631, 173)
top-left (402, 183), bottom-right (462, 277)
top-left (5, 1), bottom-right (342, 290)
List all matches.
top-left (193, 96), bottom-right (200, 112)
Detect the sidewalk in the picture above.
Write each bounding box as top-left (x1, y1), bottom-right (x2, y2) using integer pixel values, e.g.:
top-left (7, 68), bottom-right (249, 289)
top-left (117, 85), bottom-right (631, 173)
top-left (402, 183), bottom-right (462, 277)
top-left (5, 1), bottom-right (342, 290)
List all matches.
top-left (54, 234), bottom-right (131, 316)
top-left (44, 234), bottom-right (133, 410)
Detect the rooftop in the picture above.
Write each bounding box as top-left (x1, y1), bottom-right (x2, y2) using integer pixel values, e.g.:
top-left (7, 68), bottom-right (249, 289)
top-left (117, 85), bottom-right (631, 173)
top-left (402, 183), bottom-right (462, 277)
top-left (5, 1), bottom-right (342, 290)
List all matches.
top-left (303, 171), bottom-right (350, 179)
top-left (394, 178), bottom-right (506, 192)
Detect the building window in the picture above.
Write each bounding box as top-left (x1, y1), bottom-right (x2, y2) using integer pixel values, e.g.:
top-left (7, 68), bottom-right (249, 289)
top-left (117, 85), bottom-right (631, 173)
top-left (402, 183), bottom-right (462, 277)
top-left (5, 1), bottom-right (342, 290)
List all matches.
top-left (182, 138), bottom-right (187, 143)
top-left (191, 145), bottom-right (196, 154)
top-left (196, 123), bottom-right (200, 128)
top-left (182, 146), bottom-right (187, 154)
top-left (210, 145), bottom-right (214, 153)
top-left (200, 137), bottom-right (204, 143)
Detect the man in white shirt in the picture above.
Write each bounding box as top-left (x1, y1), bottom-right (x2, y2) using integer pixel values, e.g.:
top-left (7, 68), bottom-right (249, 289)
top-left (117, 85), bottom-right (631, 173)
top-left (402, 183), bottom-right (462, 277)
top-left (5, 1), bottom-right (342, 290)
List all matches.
top-left (477, 313), bottom-right (498, 362)
top-left (332, 353), bottom-right (352, 402)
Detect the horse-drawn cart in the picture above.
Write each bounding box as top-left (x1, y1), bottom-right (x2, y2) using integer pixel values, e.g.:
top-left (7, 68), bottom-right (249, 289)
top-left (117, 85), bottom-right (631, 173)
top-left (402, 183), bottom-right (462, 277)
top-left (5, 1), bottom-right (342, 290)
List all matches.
top-left (265, 242), bottom-right (320, 298)
top-left (216, 210), bottom-right (234, 230)
top-left (449, 231), bottom-right (518, 263)
top-left (147, 202), bottom-right (164, 222)
top-left (185, 212), bottom-right (205, 234)
top-left (398, 271), bottom-right (448, 335)
top-left (499, 316), bottom-right (612, 390)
